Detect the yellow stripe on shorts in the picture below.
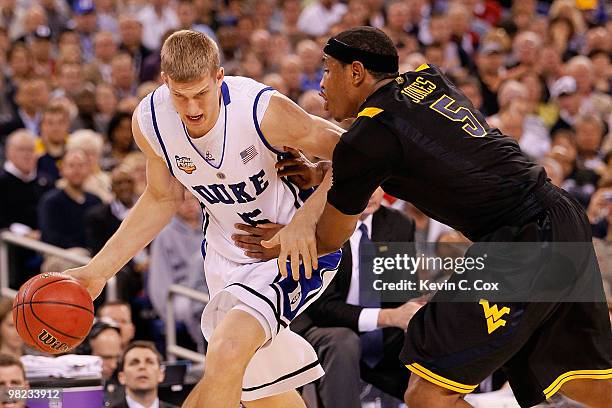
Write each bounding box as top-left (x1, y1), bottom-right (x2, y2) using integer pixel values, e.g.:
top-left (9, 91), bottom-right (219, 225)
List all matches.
top-left (406, 363), bottom-right (478, 394)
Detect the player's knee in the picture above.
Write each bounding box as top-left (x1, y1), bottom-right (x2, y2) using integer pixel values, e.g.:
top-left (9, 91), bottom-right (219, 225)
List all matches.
top-left (205, 335), bottom-right (253, 376)
top-left (405, 377), bottom-right (461, 408)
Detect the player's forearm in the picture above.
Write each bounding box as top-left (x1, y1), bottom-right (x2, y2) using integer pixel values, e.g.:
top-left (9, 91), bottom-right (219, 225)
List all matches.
top-left (295, 166), bottom-right (332, 224)
top-left (87, 189), bottom-right (179, 280)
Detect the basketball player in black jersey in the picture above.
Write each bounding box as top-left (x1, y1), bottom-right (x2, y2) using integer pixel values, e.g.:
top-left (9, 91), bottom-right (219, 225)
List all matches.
top-left (263, 27), bottom-right (612, 408)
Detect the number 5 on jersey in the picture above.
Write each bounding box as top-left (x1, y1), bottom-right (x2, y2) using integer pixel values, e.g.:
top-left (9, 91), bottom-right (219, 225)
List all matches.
top-left (430, 94), bottom-right (486, 138)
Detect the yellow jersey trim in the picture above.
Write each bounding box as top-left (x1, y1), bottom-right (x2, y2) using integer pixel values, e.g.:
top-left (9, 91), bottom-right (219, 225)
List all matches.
top-left (415, 63), bottom-right (430, 72)
top-left (543, 368), bottom-right (612, 399)
top-left (357, 107), bottom-right (383, 118)
top-left (406, 363), bottom-right (478, 394)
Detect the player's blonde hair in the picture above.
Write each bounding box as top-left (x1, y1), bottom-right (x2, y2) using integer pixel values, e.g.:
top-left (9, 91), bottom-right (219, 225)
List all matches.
top-left (161, 30), bottom-right (220, 82)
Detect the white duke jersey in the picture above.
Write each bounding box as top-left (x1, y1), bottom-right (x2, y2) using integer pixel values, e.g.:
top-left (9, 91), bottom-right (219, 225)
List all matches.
top-left (136, 76), bottom-right (305, 263)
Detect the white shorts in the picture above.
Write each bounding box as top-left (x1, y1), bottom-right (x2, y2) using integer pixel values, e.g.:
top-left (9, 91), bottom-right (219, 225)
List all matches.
top-left (200, 244), bottom-right (341, 401)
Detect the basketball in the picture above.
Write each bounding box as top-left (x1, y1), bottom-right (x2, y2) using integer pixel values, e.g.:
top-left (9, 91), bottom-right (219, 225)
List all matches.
top-left (12, 273), bottom-right (94, 354)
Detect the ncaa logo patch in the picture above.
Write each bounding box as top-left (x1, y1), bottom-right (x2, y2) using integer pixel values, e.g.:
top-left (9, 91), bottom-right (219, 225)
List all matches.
top-left (175, 155), bottom-right (196, 174)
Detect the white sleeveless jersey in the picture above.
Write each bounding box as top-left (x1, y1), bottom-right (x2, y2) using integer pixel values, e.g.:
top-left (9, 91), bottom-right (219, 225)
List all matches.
top-left (136, 76), bottom-right (304, 264)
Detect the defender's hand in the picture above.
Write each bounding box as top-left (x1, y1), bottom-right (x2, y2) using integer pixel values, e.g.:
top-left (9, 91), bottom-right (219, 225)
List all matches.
top-left (64, 266), bottom-right (107, 300)
top-left (232, 223), bottom-right (284, 261)
top-left (276, 148), bottom-right (325, 190)
top-left (261, 213), bottom-right (318, 281)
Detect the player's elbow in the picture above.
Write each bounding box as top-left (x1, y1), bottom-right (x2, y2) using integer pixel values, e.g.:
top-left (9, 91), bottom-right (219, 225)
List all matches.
top-left (316, 231), bottom-right (347, 255)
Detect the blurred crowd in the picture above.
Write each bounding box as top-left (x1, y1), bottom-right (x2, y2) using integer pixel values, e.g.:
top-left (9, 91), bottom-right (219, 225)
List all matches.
top-left (0, 0), bottom-right (611, 404)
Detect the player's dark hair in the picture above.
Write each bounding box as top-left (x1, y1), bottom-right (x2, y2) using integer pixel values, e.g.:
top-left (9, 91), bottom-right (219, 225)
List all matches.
top-left (118, 340), bottom-right (163, 372)
top-left (333, 27), bottom-right (398, 80)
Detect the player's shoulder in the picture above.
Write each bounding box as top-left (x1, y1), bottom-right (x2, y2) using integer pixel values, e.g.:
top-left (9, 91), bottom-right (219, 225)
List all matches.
top-left (135, 83), bottom-right (172, 121)
top-left (223, 75), bottom-right (274, 102)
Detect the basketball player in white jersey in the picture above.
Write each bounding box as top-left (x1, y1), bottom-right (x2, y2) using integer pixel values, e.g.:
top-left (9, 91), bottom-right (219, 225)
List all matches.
top-left (66, 30), bottom-right (342, 407)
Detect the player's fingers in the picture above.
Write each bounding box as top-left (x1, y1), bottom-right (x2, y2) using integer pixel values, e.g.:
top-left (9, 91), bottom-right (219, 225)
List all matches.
top-left (234, 242), bottom-right (262, 252)
top-left (301, 241), bottom-right (312, 279)
top-left (258, 223), bottom-right (282, 229)
top-left (232, 234), bottom-right (264, 245)
top-left (308, 238), bottom-right (318, 271)
top-left (278, 247), bottom-right (288, 277)
top-left (277, 167), bottom-right (307, 177)
top-left (261, 234), bottom-right (280, 248)
top-left (290, 247), bottom-right (300, 281)
top-left (234, 224), bottom-right (262, 235)
top-left (245, 251), bottom-right (265, 259)
top-left (275, 158), bottom-right (302, 169)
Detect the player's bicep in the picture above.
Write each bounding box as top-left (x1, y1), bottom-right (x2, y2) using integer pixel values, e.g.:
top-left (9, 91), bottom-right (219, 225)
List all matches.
top-left (261, 94), bottom-right (342, 160)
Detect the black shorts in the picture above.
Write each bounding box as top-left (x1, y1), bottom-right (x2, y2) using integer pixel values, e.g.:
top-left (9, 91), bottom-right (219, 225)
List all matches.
top-left (400, 188), bottom-right (612, 407)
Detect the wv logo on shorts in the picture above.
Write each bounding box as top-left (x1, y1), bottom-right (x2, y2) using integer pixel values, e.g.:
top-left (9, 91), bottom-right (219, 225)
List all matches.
top-left (479, 300), bottom-right (510, 334)
top-left (175, 155), bottom-right (196, 174)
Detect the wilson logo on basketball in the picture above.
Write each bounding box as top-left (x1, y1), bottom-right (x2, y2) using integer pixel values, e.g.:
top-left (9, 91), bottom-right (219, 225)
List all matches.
top-left (176, 155), bottom-right (196, 174)
top-left (38, 329), bottom-right (69, 352)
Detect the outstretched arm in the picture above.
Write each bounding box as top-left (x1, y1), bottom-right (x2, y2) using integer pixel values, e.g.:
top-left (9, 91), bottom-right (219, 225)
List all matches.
top-left (66, 114), bottom-right (186, 299)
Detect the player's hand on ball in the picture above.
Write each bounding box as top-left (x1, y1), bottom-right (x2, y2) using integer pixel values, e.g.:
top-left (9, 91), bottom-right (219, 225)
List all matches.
top-left (232, 223), bottom-right (284, 260)
top-left (64, 266), bottom-right (107, 300)
top-left (262, 213), bottom-right (318, 281)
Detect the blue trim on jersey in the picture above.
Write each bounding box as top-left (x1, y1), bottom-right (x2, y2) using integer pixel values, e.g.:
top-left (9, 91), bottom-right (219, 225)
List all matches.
top-left (150, 90), bottom-right (175, 177)
top-left (253, 87), bottom-right (284, 155)
top-left (181, 85), bottom-right (229, 170)
top-left (280, 177), bottom-right (301, 209)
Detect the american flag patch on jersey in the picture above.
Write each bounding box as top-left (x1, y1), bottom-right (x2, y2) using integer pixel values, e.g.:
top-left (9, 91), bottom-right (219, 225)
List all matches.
top-left (240, 145), bottom-right (258, 164)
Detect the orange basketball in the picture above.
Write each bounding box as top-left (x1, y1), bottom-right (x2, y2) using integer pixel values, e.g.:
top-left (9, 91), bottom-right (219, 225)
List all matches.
top-left (12, 273), bottom-right (94, 354)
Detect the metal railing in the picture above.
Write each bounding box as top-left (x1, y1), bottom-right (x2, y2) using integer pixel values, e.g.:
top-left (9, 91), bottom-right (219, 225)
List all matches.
top-left (165, 283), bottom-right (209, 364)
top-left (0, 230), bottom-right (117, 301)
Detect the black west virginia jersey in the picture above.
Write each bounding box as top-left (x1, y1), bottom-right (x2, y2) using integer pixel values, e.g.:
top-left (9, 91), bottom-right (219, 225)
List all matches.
top-left (328, 64), bottom-right (550, 241)
top-left (327, 64), bottom-right (612, 407)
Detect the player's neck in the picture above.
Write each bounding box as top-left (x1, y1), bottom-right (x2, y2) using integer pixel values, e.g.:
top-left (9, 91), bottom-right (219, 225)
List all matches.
top-left (355, 77), bottom-right (395, 114)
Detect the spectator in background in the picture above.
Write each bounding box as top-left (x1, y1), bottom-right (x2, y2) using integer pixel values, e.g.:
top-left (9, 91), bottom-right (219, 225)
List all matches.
top-left (137, 0), bottom-right (179, 51)
top-left (36, 103), bottom-right (70, 184)
top-left (94, 83), bottom-right (118, 134)
top-left (85, 30), bottom-right (118, 84)
top-left (0, 77), bottom-right (49, 139)
top-left (87, 320), bottom-right (123, 403)
top-left (0, 130), bottom-right (51, 287)
top-left (148, 193), bottom-right (206, 347)
top-left (279, 55), bottom-right (303, 102)
top-left (111, 53), bottom-right (137, 99)
top-left (551, 75), bottom-right (582, 134)
top-left (456, 76), bottom-right (484, 113)
top-left (52, 62), bottom-right (85, 100)
top-left (94, 0), bottom-right (118, 34)
top-left (67, 129), bottom-right (112, 202)
top-left (85, 166), bottom-right (145, 305)
top-left (72, 0), bottom-right (97, 62)
top-left (474, 40), bottom-right (505, 116)
top-left (0, 298), bottom-right (23, 359)
top-left (297, 39), bottom-right (323, 92)
top-left (122, 151), bottom-right (146, 196)
top-left (112, 341), bottom-right (178, 408)
top-left (297, 0), bottom-right (346, 37)
top-left (0, 130), bottom-right (50, 235)
top-left (176, 0), bottom-right (217, 43)
top-left (38, 148), bottom-right (101, 249)
top-left (98, 302), bottom-right (136, 348)
top-left (101, 112), bottom-right (135, 171)
top-left (29, 25), bottom-right (54, 78)
top-left (0, 353), bottom-right (28, 408)
top-left (118, 14), bottom-right (152, 83)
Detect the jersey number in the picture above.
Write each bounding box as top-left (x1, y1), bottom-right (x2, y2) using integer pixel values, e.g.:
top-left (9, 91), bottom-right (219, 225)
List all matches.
top-left (238, 209), bottom-right (271, 227)
top-left (429, 95), bottom-right (486, 137)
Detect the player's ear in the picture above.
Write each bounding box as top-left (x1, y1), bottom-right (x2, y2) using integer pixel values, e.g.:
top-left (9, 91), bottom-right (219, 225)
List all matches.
top-left (160, 72), bottom-right (169, 86)
top-left (216, 67), bottom-right (224, 86)
top-left (350, 62), bottom-right (366, 86)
